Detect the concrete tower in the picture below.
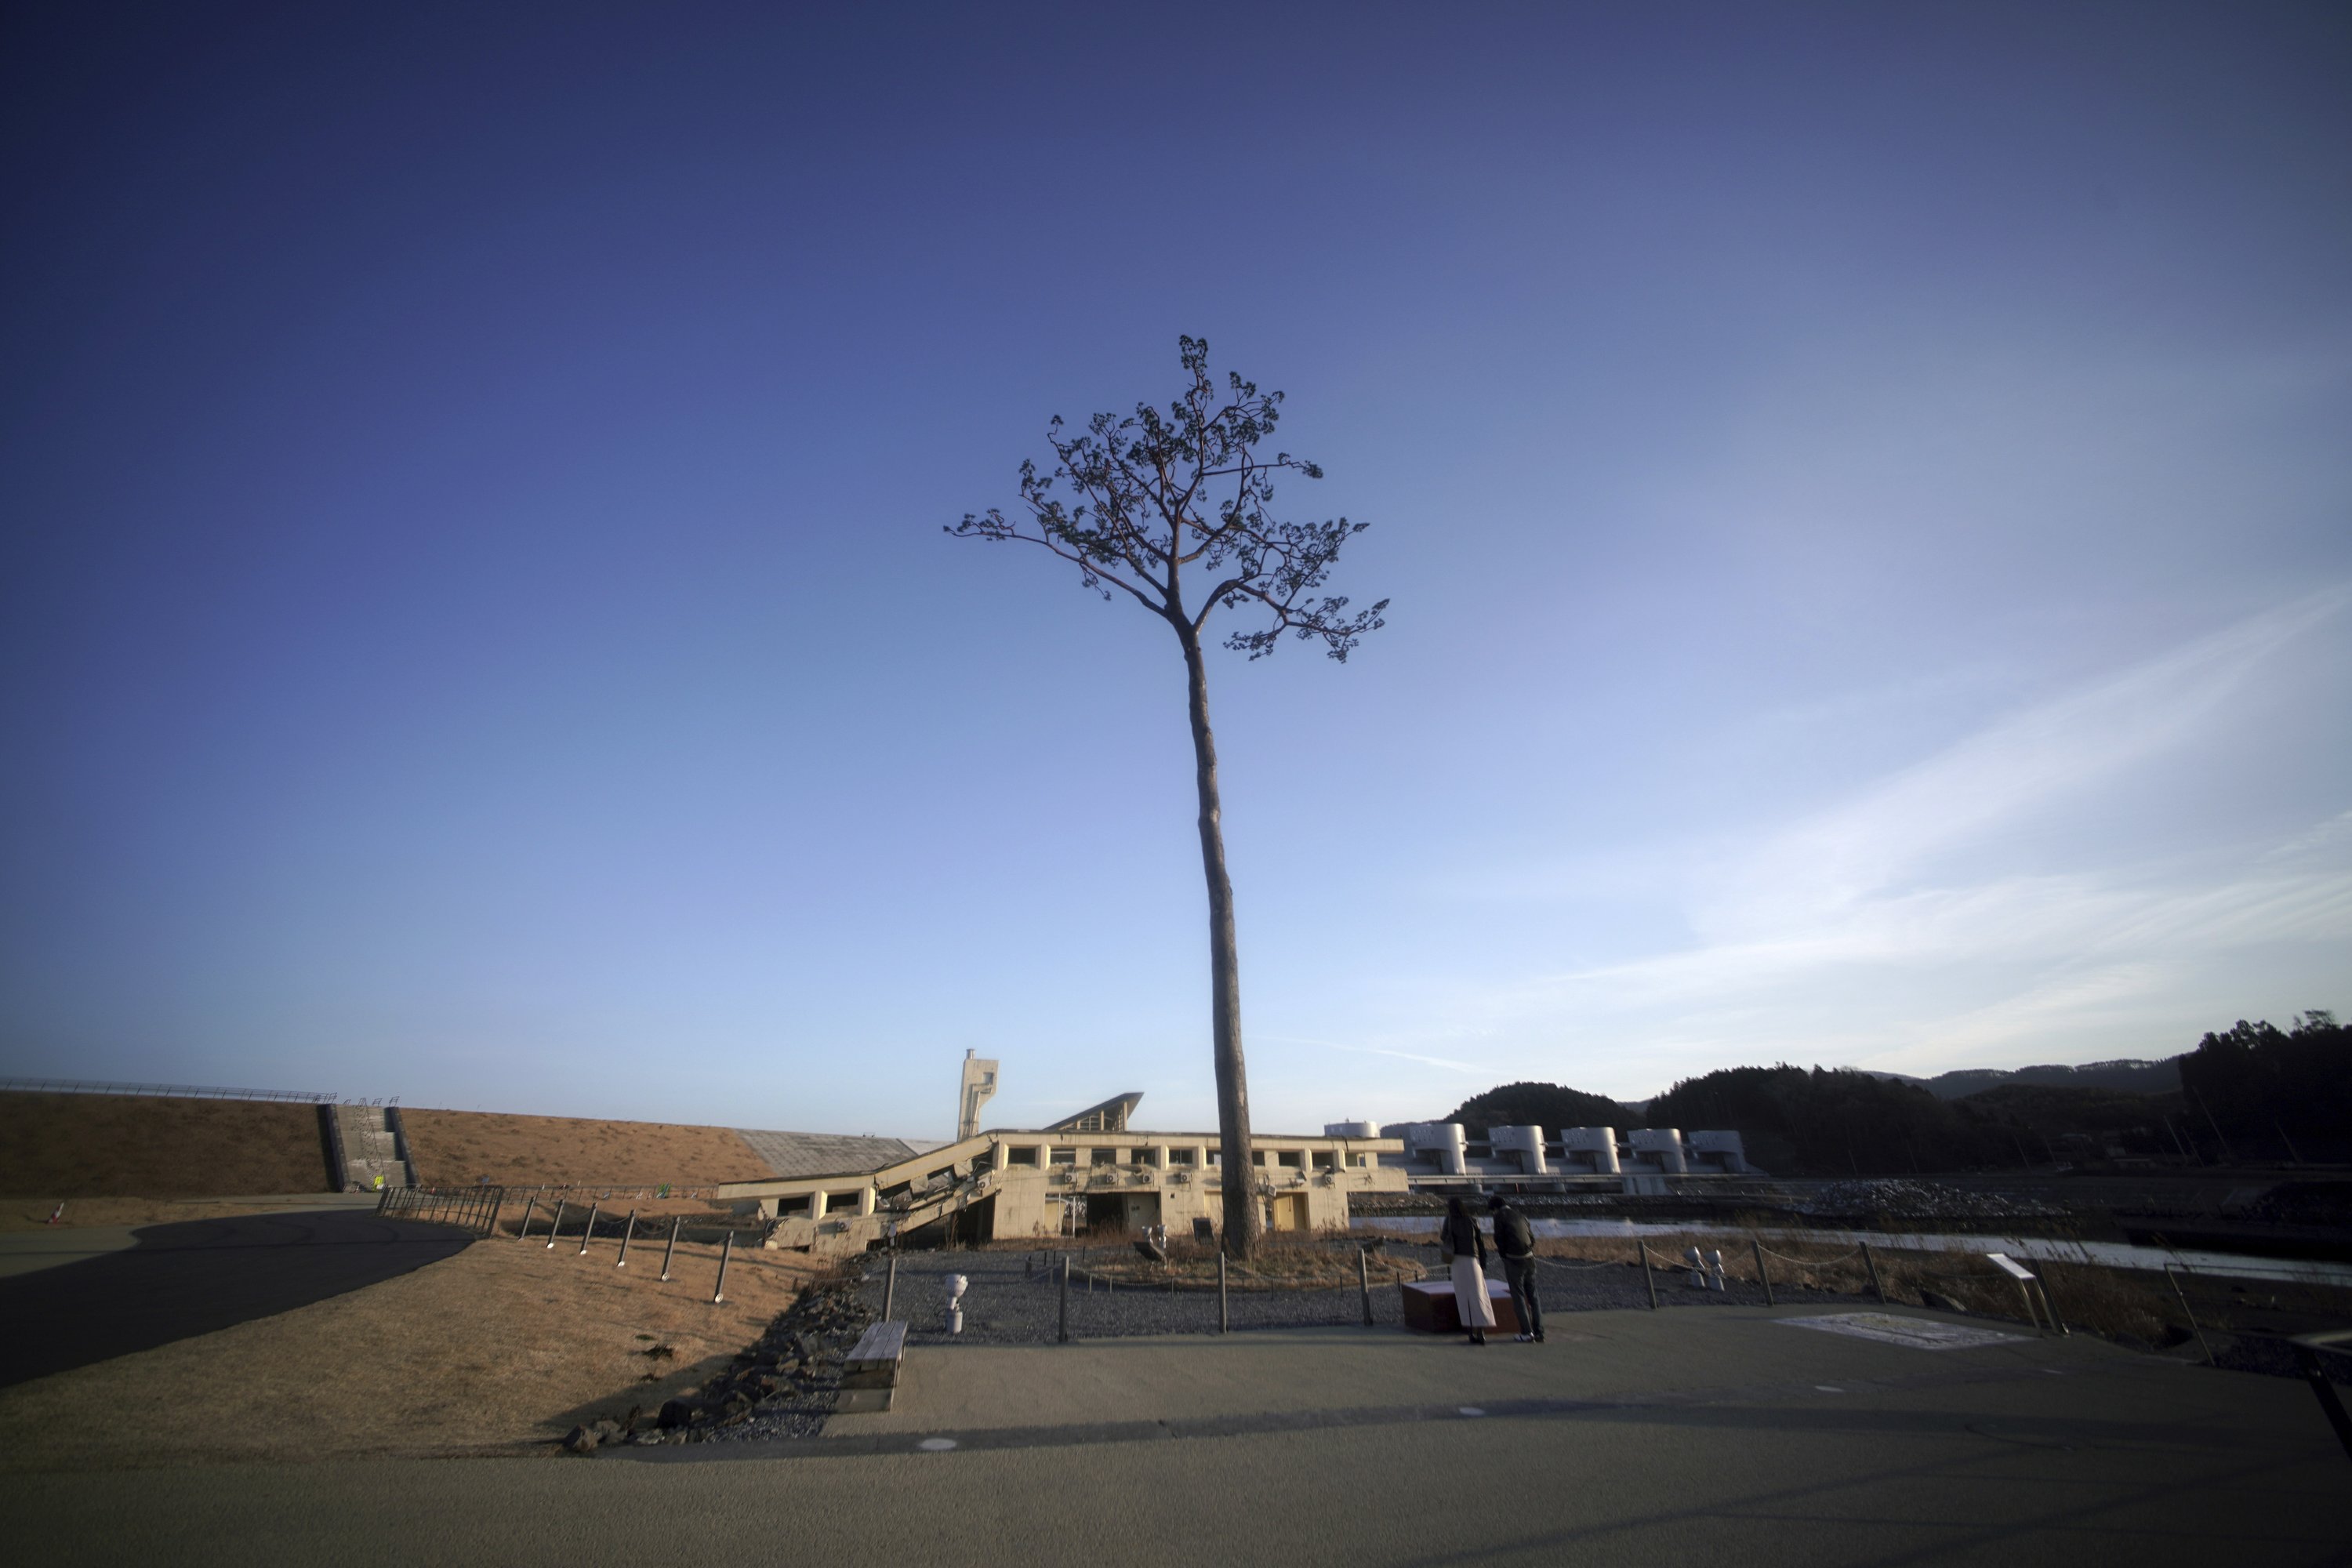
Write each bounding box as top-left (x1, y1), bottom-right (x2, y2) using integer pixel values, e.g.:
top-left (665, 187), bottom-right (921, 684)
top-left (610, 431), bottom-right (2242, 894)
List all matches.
top-left (956, 1051), bottom-right (999, 1141)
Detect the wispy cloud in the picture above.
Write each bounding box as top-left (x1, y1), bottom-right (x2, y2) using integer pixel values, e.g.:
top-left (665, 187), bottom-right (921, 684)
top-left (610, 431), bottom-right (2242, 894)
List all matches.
top-left (1364, 589), bottom-right (2352, 1092)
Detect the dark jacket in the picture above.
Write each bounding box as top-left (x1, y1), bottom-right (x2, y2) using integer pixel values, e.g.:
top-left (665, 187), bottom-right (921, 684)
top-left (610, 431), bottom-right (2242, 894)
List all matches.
top-left (1439, 1207), bottom-right (1486, 1265)
top-left (1492, 1203), bottom-right (1535, 1260)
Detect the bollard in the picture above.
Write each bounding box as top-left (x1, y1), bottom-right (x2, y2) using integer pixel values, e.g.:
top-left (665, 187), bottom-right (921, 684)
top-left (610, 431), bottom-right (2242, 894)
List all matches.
top-left (1058, 1254), bottom-right (1070, 1343)
top-left (2033, 1268), bottom-right (2069, 1335)
top-left (578, 1203), bottom-right (600, 1257)
top-left (616, 1210), bottom-right (637, 1268)
top-left (884, 1253), bottom-right (898, 1322)
top-left (1752, 1240), bottom-right (1774, 1306)
top-left (516, 1197), bottom-right (537, 1242)
top-left (660, 1215), bottom-right (681, 1282)
top-left (2292, 1341), bottom-right (2352, 1463)
top-left (546, 1198), bottom-right (567, 1250)
top-left (2165, 1266), bottom-right (2213, 1365)
top-left (1862, 1241), bottom-right (1887, 1305)
top-left (1641, 1243), bottom-right (1658, 1309)
top-left (1708, 1249), bottom-right (1726, 1292)
top-left (1218, 1252), bottom-right (1230, 1333)
top-left (712, 1229), bottom-right (733, 1305)
top-left (1359, 1245), bottom-right (1374, 1327)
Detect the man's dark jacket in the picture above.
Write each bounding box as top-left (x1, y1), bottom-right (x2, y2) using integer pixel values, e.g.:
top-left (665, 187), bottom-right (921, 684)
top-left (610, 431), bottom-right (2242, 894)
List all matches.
top-left (1492, 1203), bottom-right (1535, 1260)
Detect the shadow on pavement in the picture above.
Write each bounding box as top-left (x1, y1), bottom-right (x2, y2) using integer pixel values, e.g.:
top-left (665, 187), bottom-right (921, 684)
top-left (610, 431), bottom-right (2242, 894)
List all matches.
top-left (0, 1209), bottom-right (472, 1387)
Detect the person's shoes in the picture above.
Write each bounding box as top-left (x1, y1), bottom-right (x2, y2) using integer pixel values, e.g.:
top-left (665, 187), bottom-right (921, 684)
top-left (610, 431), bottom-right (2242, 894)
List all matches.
top-left (1534, 1331), bottom-right (1546, 1342)
top-left (1470, 1331), bottom-right (1486, 1345)
top-left (1514, 1332), bottom-right (1534, 1342)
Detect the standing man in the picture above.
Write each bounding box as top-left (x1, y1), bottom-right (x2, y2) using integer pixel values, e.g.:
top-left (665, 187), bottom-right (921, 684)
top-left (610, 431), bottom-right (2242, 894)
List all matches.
top-left (1489, 1193), bottom-right (1544, 1343)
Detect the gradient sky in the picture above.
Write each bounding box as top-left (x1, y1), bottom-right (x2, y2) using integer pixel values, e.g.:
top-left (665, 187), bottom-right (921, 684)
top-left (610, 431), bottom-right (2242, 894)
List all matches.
top-left (4, 3), bottom-right (2347, 1140)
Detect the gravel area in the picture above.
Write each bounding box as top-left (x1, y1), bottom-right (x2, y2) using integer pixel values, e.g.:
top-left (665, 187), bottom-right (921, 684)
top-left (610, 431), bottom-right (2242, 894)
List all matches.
top-left (855, 1243), bottom-right (1870, 1345)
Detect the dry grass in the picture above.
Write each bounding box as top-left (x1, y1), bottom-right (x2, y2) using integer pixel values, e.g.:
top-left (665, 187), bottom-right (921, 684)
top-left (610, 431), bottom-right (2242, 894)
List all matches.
top-left (0, 1225), bottom-right (831, 1472)
top-left (1055, 1234), bottom-right (1425, 1289)
top-left (0, 1094), bottom-right (331, 1198)
top-left (400, 1108), bottom-right (775, 1188)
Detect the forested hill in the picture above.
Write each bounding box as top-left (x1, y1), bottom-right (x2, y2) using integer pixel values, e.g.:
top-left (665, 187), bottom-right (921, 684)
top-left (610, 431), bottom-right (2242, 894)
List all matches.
top-left (1871, 1058), bottom-right (2183, 1099)
top-left (1418, 1011), bottom-right (2344, 1174)
top-left (1872, 1062), bottom-right (2183, 1100)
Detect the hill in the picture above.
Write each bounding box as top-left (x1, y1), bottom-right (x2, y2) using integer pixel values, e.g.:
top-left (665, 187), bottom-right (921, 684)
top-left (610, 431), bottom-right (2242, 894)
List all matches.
top-left (1874, 1058), bottom-right (2182, 1099)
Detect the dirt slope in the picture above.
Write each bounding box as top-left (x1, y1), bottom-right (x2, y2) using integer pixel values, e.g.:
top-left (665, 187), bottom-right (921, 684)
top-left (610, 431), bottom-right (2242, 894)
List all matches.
top-left (400, 1109), bottom-right (774, 1188)
top-left (0, 1094), bottom-right (332, 1197)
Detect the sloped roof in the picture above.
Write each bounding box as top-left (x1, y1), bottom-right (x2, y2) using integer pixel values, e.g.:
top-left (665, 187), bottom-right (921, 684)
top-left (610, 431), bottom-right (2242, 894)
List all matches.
top-left (1047, 1092), bottom-right (1144, 1134)
top-left (734, 1128), bottom-right (947, 1180)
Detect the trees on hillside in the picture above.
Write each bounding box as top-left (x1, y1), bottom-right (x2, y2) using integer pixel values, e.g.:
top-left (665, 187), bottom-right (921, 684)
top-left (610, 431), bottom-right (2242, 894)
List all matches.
top-left (2180, 1011), bottom-right (2348, 1161)
top-left (1646, 1065), bottom-right (2003, 1178)
top-left (1443, 1081), bottom-right (1628, 1138)
top-left (951, 338), bottom-right (1388, 1258)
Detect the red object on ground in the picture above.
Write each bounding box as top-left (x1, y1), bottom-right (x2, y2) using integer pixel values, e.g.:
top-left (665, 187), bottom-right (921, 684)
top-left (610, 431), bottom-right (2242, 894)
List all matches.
top-left (1399, 1277), bottom-right (1519, 1334)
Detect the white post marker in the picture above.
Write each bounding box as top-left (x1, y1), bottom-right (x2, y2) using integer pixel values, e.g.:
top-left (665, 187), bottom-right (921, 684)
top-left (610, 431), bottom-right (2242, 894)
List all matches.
top-left (1985, 1252), bottom-right (2058, 1333)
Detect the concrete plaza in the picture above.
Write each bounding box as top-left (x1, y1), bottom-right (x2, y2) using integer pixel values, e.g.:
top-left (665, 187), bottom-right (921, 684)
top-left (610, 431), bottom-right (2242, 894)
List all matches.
top-left (5, 1304), bottom-right (2345, 1566)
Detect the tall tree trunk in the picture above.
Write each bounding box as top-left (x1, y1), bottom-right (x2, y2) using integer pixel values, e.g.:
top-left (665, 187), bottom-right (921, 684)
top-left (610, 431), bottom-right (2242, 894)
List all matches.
top-left (1179, 626), bottom-right (1258, 1258)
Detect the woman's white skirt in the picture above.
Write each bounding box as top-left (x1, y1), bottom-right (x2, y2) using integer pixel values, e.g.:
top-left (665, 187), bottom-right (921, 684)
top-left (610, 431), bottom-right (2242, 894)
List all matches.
top-left (1451, 1255), bottom-right (1497, 1329)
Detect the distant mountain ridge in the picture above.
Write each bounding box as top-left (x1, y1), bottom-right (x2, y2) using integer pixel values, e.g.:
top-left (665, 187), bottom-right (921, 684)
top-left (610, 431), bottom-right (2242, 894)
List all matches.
top-left (1868, 1058), bottom-right (2182, 1100)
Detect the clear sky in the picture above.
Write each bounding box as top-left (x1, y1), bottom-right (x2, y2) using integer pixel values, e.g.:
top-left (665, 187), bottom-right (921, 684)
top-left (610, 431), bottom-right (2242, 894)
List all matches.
top-left (3, 3), bottom-right (2347, 1140)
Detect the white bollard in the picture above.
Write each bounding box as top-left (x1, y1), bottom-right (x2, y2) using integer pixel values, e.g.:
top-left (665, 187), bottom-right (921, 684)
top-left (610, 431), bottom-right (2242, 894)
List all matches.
top-left (1708, 1249), bottom-right (1727, 1291)
top-left (946, 1272), bottom-right (969, 1334)
top-left (1686, 1247), bottom-right (1709, 1288)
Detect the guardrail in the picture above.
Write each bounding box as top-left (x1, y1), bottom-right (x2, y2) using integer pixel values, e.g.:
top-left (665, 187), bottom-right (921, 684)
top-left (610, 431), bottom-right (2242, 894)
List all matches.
top-left (0, 1077), bottom-right (343, 1103)
top-left (378, 1185), bottom-right (506, 1235)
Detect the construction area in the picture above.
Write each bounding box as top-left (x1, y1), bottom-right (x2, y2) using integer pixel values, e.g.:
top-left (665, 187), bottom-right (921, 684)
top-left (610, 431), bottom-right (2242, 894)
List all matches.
top-left (2, 1071), bottom-right (2350, 1566)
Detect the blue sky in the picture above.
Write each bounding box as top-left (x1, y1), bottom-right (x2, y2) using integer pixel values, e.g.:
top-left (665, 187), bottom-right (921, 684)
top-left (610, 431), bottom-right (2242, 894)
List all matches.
top-left (3, 3), bottom-right (2347, 1139)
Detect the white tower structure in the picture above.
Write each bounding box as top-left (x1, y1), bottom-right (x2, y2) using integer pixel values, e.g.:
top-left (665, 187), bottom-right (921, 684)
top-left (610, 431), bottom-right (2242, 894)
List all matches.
top-left (956, 1051), bottom-right (1000, 1141)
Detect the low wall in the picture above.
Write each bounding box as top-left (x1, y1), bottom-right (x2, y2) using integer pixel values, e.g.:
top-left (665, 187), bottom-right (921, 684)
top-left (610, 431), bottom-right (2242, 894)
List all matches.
top-left (0, 1091), bottom-right (335, 1196)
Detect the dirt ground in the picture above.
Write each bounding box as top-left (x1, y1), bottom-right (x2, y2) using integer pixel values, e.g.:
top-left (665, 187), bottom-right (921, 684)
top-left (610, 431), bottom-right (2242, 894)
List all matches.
top-left (401, 1108), bottom-right (775, 1188)
top-left (0, 1094), bottom-right (332, 1198)
top-left (0, 1223), bottom-right (829, 1471)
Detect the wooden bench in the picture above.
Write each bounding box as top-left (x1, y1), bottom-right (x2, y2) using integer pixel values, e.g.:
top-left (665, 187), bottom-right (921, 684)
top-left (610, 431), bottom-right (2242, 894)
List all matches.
top-left (837, 1320), bottom-right (906, 1414)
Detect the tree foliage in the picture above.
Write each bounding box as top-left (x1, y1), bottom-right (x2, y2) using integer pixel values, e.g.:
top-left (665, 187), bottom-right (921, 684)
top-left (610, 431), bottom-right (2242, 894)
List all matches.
top-left (1646, 1065), bottom-right (2001, 1178)
top-left (1442, 1081), bottom-right (1628, 1138)
top-left (950, 335), bottom-right (1388, 660)
top-left (2179, 1011), bottom-right (2349, 1159)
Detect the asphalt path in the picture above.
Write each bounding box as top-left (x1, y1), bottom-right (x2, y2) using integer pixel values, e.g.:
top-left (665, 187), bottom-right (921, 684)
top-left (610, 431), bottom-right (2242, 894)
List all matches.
top-left (0, 1209), bottom-right (472, 1387)
top-left (6, 1310), bottom-right (2347, 1566)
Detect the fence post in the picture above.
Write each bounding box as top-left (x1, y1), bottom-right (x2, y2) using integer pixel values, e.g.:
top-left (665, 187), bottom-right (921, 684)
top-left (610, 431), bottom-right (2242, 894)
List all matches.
top-left (2292, 1341), bottom-right (2352, 1463)
top-left (884, 1252), bottom-right (898, 1320)
top-left (1640, 1243), bottom-right (1658, 1309)
top-left (1359, 1245), bottom-right (1374, 1327)
top-left (515, 1197), bottom-right (536, 1242)
top-left (485, 1191), bottom-right (503, 1238)
top-left (712, 1229), bottom-right (733, 1305)
top-left (1218, 1252), bottom-right (1229, 1333)
top-left (1861, 1241), bottom-right (1887, 1305)
top-left (2165, 1265), bottom-right (2213, 1365)
top-left (578, 1203), bottom-right (600, 1257)
top-left (1752, 1240), bottom-right (1774, 1307)
top-left (545, 1198), bottom-right (567, 1249)
top-left (616, 1210), bottom-right (637, 1267)
top-left (660, 1215), bottom-right (681, 1282)
top-left (1058, 1254), bottom-right (1070, 1343)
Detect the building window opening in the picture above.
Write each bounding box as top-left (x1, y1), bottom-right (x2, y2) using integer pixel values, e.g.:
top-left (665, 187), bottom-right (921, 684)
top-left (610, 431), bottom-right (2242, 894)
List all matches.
top-left (1049, 1146), bottom-right (1077, 1166)
top-left (1310, 1151), bottom-right (1336, 1170)
top-left (1090, 1146), bottom-right (1118, 1166)
top-left (1006, 1145), bottom-right (1040, 1166)
top-left (1167, 1147), bottom-right (1198, 1166)
top-left (1276, 1150), bottom-right (1303, 1168)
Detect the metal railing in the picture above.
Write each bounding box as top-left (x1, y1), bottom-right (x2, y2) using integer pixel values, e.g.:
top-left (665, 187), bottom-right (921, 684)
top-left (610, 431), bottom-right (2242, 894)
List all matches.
top-left (378, 1185), bottom-right (507, 1234)
top-left (1, 1076), bottom-right (343, 1103)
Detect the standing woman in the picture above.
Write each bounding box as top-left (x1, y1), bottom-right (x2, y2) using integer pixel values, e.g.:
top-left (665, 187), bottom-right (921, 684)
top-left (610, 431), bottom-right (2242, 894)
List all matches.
top-left (1439, 1196), bottom-right (1496, 1345)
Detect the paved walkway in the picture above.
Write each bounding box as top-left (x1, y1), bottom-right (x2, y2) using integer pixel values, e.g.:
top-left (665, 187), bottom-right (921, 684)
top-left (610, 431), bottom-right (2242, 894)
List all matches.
top-left (0, 1207), bottom-right (473, 1386)
top-left (5, 1305), bottom-right (2345, 1564)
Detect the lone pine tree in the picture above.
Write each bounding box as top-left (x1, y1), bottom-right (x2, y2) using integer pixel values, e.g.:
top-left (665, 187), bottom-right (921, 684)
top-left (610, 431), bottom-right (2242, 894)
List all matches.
top-left (951, 337), bottom-right (1388, 1257)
